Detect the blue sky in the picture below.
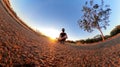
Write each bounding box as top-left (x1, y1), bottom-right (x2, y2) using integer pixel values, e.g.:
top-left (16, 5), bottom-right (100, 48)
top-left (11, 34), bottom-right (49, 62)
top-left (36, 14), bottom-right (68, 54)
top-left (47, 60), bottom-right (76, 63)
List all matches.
top-left (9, 0), bottom-right (120, 41)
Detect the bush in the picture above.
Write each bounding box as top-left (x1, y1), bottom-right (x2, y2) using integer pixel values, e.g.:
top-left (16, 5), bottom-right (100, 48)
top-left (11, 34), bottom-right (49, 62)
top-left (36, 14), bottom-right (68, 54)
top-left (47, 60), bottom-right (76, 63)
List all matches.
top-left (76, 40), bottom-right (85, 44)
top-left (110, 25), bottom-right (120, 36)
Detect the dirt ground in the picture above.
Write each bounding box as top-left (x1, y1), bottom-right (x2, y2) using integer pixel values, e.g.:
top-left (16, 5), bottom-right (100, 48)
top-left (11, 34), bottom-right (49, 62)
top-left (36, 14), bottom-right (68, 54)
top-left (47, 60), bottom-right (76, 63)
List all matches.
top-left (0, 0), bottom-right (120, 67)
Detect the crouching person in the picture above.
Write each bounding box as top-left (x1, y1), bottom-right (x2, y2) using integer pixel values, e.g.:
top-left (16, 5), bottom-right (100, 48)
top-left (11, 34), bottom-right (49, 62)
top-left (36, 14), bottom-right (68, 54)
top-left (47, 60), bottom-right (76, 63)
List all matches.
top-left (58, 28), bottom-right (68, 44)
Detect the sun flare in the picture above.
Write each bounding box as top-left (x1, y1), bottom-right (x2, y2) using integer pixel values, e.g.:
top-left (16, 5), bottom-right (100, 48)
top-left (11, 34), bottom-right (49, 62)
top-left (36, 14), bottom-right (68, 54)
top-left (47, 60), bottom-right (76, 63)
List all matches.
top-left (39, 28), bottom-right (59, 40)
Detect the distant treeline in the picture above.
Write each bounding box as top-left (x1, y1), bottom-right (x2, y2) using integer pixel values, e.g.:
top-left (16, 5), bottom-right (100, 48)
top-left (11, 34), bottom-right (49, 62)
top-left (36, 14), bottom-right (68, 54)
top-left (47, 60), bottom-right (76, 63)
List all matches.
top-left (67, 25), bottom-right (120, 44)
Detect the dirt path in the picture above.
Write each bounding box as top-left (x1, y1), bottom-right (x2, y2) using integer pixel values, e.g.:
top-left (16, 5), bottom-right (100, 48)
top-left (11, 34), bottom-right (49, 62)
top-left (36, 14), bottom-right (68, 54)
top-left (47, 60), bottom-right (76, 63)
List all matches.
top-left (0, 0), bottom-right (120, 67)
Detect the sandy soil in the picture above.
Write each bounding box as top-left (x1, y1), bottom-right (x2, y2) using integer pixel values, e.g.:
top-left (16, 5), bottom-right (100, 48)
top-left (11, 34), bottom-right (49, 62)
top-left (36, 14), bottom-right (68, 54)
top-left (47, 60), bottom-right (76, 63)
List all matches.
top-left (0, 0), bottom-right (120, 67)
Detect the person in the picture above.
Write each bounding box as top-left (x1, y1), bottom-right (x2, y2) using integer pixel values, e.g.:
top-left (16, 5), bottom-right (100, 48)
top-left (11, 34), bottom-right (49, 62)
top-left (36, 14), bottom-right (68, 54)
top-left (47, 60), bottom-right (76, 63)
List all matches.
top-left (58, 28), bottom-right (68, 44)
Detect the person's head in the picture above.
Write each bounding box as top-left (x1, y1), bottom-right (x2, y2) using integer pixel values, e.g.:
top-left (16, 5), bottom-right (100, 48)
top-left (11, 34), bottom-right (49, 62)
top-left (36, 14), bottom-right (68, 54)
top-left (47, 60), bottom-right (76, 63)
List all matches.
top-left (62, 28), bottom-right (65, 32)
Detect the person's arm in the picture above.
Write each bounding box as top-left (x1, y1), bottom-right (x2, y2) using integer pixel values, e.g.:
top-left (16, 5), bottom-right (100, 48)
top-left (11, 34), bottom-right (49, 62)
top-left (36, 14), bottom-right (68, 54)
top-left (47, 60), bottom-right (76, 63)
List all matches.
top-left (63, 33), bottom-right (68, 39)
top-left (66, 34), bottom-right (68, 39)
top-left (58, 33), bottom-right (62, 40)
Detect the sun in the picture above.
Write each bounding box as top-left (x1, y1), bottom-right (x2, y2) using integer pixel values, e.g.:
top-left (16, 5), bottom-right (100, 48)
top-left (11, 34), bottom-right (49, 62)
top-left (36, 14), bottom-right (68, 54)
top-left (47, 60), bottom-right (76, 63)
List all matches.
top-left (39, 28), bottom-right (59, 40)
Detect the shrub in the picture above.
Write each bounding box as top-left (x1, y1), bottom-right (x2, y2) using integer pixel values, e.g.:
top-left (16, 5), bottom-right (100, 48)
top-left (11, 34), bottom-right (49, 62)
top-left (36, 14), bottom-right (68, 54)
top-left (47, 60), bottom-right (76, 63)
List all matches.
top-left (110, 25), bottom-right (120, 36)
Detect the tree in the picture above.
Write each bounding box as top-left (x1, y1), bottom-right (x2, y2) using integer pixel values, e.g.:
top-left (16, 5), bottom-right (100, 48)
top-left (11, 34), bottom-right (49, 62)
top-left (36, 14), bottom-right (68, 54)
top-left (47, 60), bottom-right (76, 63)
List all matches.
top-left (78, 0), bottom-right (111, 41)
top-left (110, 25), bottom-right (120, 36)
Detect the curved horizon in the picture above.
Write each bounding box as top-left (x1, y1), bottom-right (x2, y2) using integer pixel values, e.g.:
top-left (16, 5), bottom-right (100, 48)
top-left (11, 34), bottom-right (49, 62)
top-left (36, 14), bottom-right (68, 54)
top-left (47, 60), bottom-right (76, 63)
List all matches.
top-left (1, 0), bottom-right (120, 66)
top-left (9, 0), bottom-right (120, 41)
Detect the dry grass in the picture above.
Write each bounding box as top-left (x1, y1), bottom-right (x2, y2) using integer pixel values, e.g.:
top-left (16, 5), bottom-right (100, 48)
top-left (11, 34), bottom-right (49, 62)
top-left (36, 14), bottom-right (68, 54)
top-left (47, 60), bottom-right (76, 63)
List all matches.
top-left (0, 0), bottom-right (120, 67)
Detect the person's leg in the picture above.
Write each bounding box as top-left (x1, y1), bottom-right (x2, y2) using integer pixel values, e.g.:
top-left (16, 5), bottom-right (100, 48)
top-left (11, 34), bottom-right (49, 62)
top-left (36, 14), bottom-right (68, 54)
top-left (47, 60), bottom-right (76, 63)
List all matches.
top-left (61, 38), bottom-right (66, 44)
top-left (58, 38), bottom-right (63, 44)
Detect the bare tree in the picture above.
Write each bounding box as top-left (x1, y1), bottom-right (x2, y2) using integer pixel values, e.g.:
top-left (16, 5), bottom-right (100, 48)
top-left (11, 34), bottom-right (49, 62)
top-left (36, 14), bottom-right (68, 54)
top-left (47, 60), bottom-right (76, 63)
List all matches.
top-left (78, 0), bottom-right (111, 41)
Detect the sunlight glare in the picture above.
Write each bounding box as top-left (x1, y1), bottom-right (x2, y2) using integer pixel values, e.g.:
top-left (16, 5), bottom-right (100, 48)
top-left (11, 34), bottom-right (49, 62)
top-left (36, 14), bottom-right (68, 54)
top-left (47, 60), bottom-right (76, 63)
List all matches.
top-left (39, 28), bottom-right (59, 40)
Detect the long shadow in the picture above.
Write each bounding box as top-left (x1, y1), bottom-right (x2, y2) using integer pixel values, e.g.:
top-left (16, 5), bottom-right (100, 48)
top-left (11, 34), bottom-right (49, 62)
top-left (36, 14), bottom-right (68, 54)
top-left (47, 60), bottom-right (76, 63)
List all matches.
top-left (13, 63), bottom-right (35, 67)
top-left (0, 63), bottom-right (36, 67)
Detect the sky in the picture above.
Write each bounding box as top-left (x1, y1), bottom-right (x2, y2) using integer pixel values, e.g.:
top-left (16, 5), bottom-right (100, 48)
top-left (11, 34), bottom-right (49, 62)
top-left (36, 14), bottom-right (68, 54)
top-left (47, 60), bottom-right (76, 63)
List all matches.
top-left (9, 0), bottom-right (120, 41)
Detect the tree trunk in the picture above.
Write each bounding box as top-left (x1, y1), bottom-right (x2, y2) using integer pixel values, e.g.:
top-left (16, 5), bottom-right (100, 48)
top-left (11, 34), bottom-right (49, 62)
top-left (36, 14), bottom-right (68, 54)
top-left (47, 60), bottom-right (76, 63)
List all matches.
top-left (97, 27), bottom-right (105, 41)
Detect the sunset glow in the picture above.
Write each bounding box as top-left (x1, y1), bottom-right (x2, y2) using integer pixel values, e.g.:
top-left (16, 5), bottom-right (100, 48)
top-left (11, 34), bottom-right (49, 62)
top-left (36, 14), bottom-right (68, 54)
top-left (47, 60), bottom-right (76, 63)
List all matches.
top-left (39, 28), bottom-right (59, 40)
top-left (10, 0), bottom-right (120, 40)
